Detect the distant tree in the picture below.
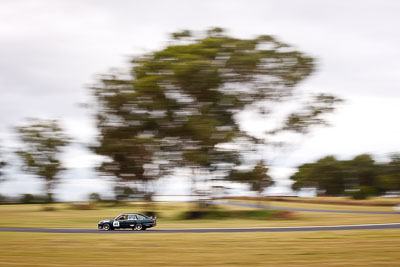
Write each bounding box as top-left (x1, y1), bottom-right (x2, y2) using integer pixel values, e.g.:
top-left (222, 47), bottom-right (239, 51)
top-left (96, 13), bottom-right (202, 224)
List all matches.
top-left (342, 154), bottom-right (378, 199)
top-left (291, 156), bottom-right (345, 195)
top-left (377, 154), bottom-right (400, 193)
top-left (0, 149), bottom-right (6, 183)
top-left (88, 192), bottom-right (102, 202)
top-left (15, 118), bottom-right (69, 202)
top-left (291, 154), bottom-right (397, 197)
top-left (0, 148), bottom-right (6, 202)
top-left (114, 185), bottom-right (141, 201)
top-left (90, 28), bottom-right (342, 203)
top-left (229, 160), bottom-right (274, 196)
top-left (346, 154), bottom-right (377, 188)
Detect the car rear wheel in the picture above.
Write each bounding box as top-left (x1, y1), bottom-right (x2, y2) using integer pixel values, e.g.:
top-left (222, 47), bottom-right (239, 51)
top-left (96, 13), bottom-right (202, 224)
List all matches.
top-left (103, 223), bottom-right (111, 231)
top-left (133, 224), bottom-right (143, 231)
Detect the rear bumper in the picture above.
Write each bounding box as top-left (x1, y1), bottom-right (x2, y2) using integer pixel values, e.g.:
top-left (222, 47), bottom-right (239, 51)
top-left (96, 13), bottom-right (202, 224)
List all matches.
top-left (144, 222), bottom-right (156, 228)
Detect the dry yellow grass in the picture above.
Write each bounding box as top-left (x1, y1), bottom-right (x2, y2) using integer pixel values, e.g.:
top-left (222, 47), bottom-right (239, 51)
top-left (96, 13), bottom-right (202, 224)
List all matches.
top-left (0, 230), bottom-right (400, 266)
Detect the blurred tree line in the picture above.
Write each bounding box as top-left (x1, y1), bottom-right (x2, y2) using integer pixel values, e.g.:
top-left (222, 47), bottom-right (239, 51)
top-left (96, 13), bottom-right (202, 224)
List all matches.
top-left (0, 28), bottom-right (342, 204)
top-left (291, 154), bottom-right (400, 199)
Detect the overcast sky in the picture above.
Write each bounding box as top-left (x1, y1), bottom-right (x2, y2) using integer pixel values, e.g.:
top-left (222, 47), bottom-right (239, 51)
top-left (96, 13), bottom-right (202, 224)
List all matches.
top-left (1, 0), bottom-right (400, 200)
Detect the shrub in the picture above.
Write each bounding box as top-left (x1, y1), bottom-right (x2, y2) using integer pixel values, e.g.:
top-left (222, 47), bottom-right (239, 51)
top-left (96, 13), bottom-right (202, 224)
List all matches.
top-left (349, 186), bottom-right (377, 200)
top-left (88, 192), bottom-right (102, 202)
top-left (42, 206), bottom-right (57, 211)
top-left (181, 208), bottom-right (295, 220)
top-left (69, 202), bottom-right (96, 210)
top-left (20, 194), bottom-right (48, 204)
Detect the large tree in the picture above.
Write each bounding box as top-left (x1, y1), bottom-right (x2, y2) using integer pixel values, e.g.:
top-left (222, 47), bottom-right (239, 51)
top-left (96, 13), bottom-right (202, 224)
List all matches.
top-left (15, 118), bottom-right (69, 202)
top-left (90, 28), bottom-right (342, 200)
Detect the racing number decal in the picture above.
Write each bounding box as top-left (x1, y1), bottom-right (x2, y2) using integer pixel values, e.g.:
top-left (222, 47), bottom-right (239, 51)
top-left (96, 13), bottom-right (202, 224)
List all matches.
top-left (113, 221), bottom-right (120, 227)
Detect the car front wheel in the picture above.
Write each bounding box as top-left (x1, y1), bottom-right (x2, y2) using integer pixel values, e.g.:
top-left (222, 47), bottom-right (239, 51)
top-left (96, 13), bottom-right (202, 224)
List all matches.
top-left (103, 223), bottom-right (111, 231)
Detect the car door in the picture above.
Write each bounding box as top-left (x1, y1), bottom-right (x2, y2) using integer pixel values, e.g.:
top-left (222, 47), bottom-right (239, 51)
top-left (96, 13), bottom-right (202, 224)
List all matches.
top-left (113, 215), bottom-right (124, 228)
top-left (118, 215), bottom-right (133, 228)
top-left (125, 214), bottom-right (137, 228)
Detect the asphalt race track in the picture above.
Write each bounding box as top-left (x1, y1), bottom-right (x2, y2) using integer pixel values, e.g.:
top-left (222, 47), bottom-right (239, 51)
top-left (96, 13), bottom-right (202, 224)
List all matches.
top-left (1, 223), bottom-right (400, 234)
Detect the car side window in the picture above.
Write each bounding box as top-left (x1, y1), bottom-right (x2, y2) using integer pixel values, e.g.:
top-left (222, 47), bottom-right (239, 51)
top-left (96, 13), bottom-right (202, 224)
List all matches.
top-left (136, 215), bottom-right (145, 220)
top-left (127, 215), bottom-right (137, 220)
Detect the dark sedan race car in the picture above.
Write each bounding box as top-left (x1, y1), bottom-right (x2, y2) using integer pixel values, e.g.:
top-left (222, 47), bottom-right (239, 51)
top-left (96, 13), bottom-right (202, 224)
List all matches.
top-left (98, 213), bottom-right (157, 231)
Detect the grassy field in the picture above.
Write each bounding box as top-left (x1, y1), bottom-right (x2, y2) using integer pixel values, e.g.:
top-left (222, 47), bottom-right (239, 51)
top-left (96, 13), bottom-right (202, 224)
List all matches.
top-left (227, 198), bottom-right (400, 212)
top-left (1, 230), bottom-right (400, 266)
top-left (228, 196), bottom-right (400, 206)
top-left (0, 201), bottom-right (399, 229)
